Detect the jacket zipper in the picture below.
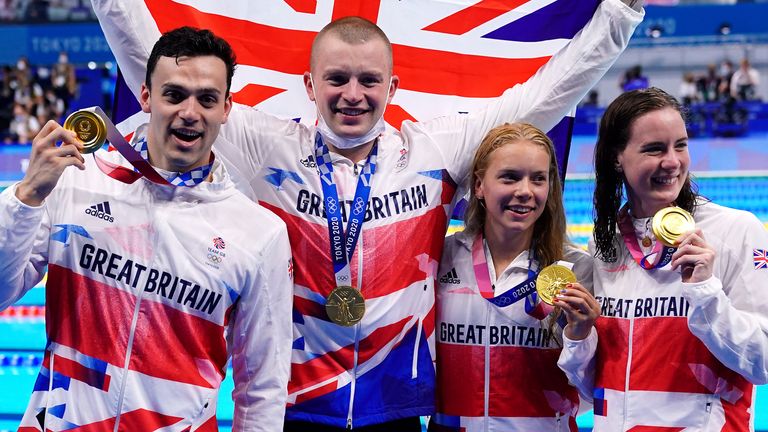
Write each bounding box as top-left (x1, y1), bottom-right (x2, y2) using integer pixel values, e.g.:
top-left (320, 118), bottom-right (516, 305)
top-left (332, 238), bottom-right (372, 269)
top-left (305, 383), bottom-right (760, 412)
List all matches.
top-left (113, 280), bottom-right (148, 431)
top-left (622, 315), bottom-right (636, 431)
top-left (114, 201), bottom-right (156, 431)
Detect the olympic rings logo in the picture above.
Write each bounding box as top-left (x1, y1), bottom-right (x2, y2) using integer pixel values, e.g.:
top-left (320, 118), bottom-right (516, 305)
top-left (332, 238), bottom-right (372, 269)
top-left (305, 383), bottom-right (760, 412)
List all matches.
top-left (326, 197), bottom-right (338, 213)
top-left (207, 254), bottom-right (223, 264)
top-left (353, 197), bottom-right (365, 215)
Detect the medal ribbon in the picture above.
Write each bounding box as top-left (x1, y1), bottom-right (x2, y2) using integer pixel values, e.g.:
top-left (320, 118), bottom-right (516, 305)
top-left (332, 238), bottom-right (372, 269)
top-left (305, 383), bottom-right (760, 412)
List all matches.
top-left (315, 132), bottom-right (377, 288)
top-left (617, 204), bottom-right (676, 270)
top-left (471, 234), bottom-right (537, 307)
top-left (86, 107), bottom-right (213, 187)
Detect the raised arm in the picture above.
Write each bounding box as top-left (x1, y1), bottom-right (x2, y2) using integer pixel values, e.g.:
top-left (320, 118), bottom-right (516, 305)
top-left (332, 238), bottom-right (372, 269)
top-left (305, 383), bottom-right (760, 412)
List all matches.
top-left (230, 222), bottom-right (294, 431)
top-left (420, 0), bottom-right (644, 184)
top-left (92, 0), bottom-right (160, 99)
top-left (0, 122), bottom-right (84, 309)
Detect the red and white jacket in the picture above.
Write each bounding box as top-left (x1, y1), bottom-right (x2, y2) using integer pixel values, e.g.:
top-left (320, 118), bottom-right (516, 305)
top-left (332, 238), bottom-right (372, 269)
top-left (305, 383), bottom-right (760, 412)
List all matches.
top-left (0, 150), bottom-right (293, 432)
top-left (432, 231), bottom-right (594, 432)
top-left (560, 201), bottom-right (768, 431)
top-left (92, 0), bottom-right (642, 427)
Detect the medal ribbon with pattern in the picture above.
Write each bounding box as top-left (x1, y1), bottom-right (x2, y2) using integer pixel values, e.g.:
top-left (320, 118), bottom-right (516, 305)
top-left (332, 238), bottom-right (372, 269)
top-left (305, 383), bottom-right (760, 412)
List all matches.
top-left (315, 133), bottom-right (377, 325)
top-left (471, 234), bottom-right (538, 307)
top-left (617, 204), bottom-right (676, 270)
top-left (67, 107), bottom-right (213, 187)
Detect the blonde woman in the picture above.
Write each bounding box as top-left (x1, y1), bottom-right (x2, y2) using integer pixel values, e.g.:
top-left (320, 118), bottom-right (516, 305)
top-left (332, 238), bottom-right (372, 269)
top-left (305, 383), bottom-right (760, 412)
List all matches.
top-left (431, 123), bottom-right (599, 432)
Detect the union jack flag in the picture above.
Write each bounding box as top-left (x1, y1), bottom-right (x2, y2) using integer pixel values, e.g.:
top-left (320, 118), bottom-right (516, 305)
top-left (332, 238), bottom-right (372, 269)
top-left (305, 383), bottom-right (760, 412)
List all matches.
top-left (754, 248), bottom-right (768, 269)
top-left (112, 0), bottom-right (602, 176)
top-left (213, 236), bottom-right (226, 250)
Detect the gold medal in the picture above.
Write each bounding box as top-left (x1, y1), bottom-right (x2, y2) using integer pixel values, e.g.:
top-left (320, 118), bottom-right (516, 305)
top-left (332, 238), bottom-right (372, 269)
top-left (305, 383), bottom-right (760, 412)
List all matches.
top-left (63, 110), bottom-right (107, 154)
top-left (326, 286), bottom-right (365, 327)
top-left (652, 207), bottom-right (695, 248)
top-left (536, 264), bottom-right (577, 305)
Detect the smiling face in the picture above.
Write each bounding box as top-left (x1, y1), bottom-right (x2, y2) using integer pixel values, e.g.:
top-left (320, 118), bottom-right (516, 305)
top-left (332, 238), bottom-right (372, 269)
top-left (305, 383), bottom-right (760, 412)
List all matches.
top-left (475, 140), bottom-right (551, 246)
top-left (140, 55), bottom-right (232, 173)
top-left (616, 107), bottom-right (690, 217)
top-left (304, 34), bottom-right (398, 141)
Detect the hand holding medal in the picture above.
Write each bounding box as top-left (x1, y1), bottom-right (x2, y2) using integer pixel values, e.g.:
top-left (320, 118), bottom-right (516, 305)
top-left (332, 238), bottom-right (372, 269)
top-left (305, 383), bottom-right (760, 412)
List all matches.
top-left (536, 264), bottom-right (576, 305)
top-left (536, 264), bottom-right (599, 340)
top-left (63, 109), bottom-right (108, 154)
top-left (651, 206), bottom-right (713, 283)
top-left (652, 206), bottom-right (695, 247)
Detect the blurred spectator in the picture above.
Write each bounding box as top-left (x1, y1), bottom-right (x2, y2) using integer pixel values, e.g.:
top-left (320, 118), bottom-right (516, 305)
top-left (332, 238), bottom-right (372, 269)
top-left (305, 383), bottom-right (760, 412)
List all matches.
top-left (47, 0), bottom-right (70, 20)
top-left (0, 0), bottom-right (95, 22)
top-left (718, 60), bottom-right (735, 100)
top-left (0, 76), bottom-right (13, 140)
top-left (580, 89), bottom-right (600, 108)
top-left (730, 58), bottom-right (761, 101)
top-left (52, 51), bottom-right (76, 111)
top-left (621, 65), bottom-right (649, 92)
top-left (7, 102), bottom-right (40, 144)
top-left (24, 0), bottom-right (49, 22)
top-left (0, 0), bottom-right (17, 20)
top-left (680, 72), bottom-right (700, 105)
top-left (1, 52), bottom-right (77, 143)
top-left (697, 64), bottom-right (723, 102)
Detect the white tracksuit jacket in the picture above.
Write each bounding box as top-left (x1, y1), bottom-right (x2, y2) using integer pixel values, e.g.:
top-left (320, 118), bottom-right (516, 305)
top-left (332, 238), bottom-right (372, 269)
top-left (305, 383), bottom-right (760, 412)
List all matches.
top-left (0, 148), bottom-right (293, 432)
top-left (91, 0), bottom-right (643, 427)
top-left (433, 231), bottom-right (594, 432)
top-left (560, 201), bottom-right (768, 431)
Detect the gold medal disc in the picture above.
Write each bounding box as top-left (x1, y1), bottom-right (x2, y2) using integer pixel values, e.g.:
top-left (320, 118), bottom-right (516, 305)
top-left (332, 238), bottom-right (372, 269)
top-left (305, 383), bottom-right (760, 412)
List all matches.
top-left (536, 264), bottom-right (577, 305)
top-left (652, 207), bottom-right (695, 247)
top-left (326, 286), bottom-right (365, 327)
top-left (63, 110), bottom-right (107, 154)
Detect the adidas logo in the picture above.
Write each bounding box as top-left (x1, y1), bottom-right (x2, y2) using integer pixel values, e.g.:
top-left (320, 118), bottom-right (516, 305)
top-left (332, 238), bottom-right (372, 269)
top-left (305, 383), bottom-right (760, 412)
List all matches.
top-left (439, 268), bottom-right (461, 284)
top-left (84, 201), bottom-right (114, 223)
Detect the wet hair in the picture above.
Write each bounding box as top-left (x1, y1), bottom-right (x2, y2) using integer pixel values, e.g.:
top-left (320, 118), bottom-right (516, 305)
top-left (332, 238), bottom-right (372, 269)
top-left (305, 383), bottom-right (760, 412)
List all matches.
top-left (592, 87), bottom-right (698, 262)
top-left (311, 16), bottom-right (392, 71)
top-left (464, 122), bottom-right (567, 268)
top-left (146, 26), bottom-right (237, 95)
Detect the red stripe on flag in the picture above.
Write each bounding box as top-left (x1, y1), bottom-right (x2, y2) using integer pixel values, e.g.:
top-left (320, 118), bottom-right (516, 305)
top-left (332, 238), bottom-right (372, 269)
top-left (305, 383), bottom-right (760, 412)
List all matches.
top-left (47, 264), bottom-right (132, 369)
top-left (294, 294), bottom-right (328, 321)
top-left (594, 317), bottom-right (630, 391)
top-left (289, 346), bottom-right (354, 394)
top-left (289, 316), bottom-right (411, 395)
top-left (193, 414), bottom-right (219, 432)
top-left (423, 0), bottom-right (529, 35)
top-left (723, 385), bottom-right (754, 431)
top-left (384, 104), bottom-right (417, 130)
top-left (145, 0), bottom-right (548, 97)
top-left (147, 0), bottom-right (314, 74)
top-left (394, 44), bottom-right (550, 97)
top-left (331, 0), bottom-right (381, 22)
top-left (51, 355), bottom-right (111, 391)
top-left (436, 343), bottom-right (486, 416)
top-left (261, 203), bottom-right (450, 300)
top-left (629, 317), bottom-right (751, 396)
top-left (488, 346), bottom-right (577, 417)
top-left (293, 379), bottom-right (338, 405)
top-left (232, 83), bottom-right (287, 106)
top-left (47, 264), bottom-right (228, 388)
top-left (284, 0), bottom-right (317, 14)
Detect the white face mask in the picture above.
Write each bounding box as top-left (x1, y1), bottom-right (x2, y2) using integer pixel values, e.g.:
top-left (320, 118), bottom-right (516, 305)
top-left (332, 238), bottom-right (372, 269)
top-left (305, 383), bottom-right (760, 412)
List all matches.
top-left (310, 74), bottom-right (390, 150)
